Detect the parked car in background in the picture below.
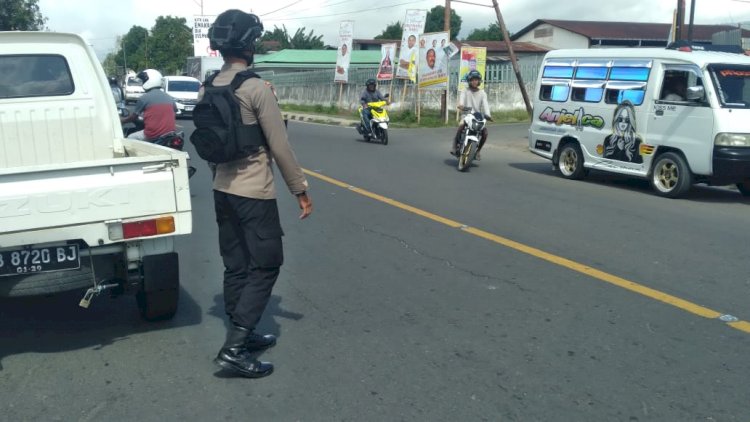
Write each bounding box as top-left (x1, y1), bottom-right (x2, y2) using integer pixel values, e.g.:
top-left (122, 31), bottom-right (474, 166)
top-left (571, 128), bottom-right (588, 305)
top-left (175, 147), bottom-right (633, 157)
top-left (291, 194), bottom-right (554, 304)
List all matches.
top-left (124, 77), bottom-right (144, 103)
top-left (163, 75), bottom-right (201, 118)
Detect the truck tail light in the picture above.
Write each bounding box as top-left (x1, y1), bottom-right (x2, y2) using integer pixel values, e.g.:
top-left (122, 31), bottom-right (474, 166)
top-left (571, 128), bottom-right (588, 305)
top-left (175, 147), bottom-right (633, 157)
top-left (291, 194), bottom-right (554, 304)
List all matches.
top-left (110, 216), bottom-right (175, 240)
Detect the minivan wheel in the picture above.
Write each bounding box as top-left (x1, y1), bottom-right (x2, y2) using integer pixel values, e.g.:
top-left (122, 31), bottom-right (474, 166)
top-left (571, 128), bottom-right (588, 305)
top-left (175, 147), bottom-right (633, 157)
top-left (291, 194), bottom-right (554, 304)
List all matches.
top-left (736, 180), bottom-right (750, 197)
top-left (651, 152), bottom-right (693, 198)
top-left (558, 143), bottom-right (585, 180)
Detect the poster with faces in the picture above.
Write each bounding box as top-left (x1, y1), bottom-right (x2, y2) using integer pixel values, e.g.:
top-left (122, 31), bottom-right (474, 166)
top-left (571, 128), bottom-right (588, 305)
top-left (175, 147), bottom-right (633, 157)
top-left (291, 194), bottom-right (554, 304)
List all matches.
top-left (418, 32), bottom-right (449, 90)
top-left (334, 21), bottom-right (354, 83)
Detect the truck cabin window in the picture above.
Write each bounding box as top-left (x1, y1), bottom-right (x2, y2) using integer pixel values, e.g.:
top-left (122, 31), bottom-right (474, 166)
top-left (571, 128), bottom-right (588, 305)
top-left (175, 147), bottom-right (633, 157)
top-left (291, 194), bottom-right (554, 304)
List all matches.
top-left (709, 65), bottom-right (750, 109)
top-left (0, 55), bottom-right (74, 99)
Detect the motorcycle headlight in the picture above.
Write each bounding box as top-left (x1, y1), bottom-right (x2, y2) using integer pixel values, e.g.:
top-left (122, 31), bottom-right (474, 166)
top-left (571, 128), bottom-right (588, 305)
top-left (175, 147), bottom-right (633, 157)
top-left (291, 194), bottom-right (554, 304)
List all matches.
top-left (715, 133), bottom-right (750, 147)
top-left (471, 120), bottom-right (482, 131)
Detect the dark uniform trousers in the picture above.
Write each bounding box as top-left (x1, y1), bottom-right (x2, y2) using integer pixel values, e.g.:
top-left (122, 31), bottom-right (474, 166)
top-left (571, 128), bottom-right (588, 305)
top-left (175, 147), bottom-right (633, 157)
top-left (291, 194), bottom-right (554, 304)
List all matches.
top-left (214, 190), bottom-right (284, 330)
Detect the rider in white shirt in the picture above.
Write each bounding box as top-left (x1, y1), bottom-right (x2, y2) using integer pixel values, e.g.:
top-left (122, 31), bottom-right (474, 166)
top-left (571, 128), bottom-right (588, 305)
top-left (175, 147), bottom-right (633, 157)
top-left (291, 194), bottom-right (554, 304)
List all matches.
top-left (452, 70), bottom-right (492, 159)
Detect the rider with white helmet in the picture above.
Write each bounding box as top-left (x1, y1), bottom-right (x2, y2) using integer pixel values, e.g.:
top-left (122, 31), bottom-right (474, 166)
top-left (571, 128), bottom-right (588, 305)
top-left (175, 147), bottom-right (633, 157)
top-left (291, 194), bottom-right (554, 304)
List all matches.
top-left (452, 70), bottom-right (492, 159)
top-left (120, 68), bottom-right (177, 141)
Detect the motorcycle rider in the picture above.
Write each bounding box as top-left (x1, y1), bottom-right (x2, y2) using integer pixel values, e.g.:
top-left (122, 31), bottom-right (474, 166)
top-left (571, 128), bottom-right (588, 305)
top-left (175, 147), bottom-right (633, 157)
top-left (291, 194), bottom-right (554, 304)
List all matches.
top-left (120, 69), bottom-right (177, 141)
top-left (109, 75), bottom-right (124, 107)
top-left (452, 70), bottom-right (492, 160)
top-left (359, 78), bottom-right (388, 135)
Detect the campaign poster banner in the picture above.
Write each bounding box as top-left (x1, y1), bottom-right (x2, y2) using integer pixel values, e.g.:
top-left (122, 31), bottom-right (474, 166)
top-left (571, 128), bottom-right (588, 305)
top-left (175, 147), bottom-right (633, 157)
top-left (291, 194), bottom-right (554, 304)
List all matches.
top-left (458, 46), bottom-right (487, 91)
top-left (193, 15), bottom-right (219, 57)
top-left (418, 32), bottom-right (449, 90)
top-left (377, 43), bottom-right (397, 81)
top-left (396, 9), bottom-right (427, 82)
top-left (334, 20), bottom-right (354, 83)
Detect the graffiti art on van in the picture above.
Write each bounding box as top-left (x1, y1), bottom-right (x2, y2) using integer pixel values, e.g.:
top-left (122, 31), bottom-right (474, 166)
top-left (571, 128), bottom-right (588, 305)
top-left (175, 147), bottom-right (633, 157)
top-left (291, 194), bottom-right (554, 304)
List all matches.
top-left (538, 106), bottom-right (605, 131)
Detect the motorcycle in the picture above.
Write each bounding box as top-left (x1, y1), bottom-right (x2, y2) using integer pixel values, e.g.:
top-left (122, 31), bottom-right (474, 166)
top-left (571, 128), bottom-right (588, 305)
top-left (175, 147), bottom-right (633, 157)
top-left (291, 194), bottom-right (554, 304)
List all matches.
top-left (119, 107), bottom-right (196, 178)
top-left (356, 95), bottom-right (390, 145)
top-left (454, 107), bottom-right (491, 172)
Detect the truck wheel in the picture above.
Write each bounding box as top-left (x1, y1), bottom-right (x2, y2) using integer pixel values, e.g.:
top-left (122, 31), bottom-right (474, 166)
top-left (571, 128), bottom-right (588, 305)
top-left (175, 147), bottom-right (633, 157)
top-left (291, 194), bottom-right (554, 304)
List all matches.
top-left (558, 143), bottom-right (585, 180)
top-left (137, 253), bottom-right (180, 321)
top-left (137, 289), bottom-right (178, 321)
top-left (651, 152), bottom-right (693, 198)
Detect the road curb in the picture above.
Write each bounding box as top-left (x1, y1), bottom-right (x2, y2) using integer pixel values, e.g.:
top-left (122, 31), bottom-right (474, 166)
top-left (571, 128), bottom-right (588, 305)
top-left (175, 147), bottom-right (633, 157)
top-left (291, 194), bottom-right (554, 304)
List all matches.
top-left (283, 113), bottom-right (358, 127)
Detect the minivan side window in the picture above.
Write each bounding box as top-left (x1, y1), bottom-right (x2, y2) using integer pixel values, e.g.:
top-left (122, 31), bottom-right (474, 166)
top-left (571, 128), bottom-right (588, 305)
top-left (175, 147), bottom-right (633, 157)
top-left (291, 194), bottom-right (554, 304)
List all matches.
top-left (659, 68), bottom-right (705, 104)
top-left (540, 64), bottom-right (573, 102)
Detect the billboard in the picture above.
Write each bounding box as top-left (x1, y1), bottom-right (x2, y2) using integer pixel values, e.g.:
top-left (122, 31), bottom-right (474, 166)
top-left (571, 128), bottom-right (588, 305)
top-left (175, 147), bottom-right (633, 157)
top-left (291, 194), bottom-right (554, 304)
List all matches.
top-left (193, 15), bottom-right (220, 57)
top-left (396, 9), bottom-right (427, 82)
top-left (376, 43), bottom-right (397, 81)
top-left (334, 21), bottom-right (354, 83)
top-left (417, 32), bottom-right (449, 90)
top-left (458, 47), bottom-right (487, 91)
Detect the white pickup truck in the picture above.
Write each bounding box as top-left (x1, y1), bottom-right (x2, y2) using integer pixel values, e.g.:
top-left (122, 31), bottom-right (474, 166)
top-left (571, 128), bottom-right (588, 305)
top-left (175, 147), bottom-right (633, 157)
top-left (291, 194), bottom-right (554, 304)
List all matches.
top-left (0, 32), bottom-right (192, 320)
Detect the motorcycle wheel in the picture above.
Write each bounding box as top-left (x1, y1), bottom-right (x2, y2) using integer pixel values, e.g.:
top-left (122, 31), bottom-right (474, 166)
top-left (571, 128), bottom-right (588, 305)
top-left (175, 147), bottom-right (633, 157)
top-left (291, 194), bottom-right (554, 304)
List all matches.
top-left (457, 141), bottom-right (477, 172)
top-left (381, 129), bottom-right (388, 145)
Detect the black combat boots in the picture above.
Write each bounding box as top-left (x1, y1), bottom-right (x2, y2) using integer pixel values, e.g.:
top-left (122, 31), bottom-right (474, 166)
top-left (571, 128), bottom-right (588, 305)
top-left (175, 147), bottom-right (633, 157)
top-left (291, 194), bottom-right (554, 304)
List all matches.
top-left (214, 325), bottom-right (274, 378)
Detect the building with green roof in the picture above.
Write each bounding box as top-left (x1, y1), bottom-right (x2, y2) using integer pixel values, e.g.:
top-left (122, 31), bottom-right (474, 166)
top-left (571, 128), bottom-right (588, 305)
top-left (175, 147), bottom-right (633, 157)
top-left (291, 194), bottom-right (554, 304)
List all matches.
top-left (253, 49), bottom-right (382, 73)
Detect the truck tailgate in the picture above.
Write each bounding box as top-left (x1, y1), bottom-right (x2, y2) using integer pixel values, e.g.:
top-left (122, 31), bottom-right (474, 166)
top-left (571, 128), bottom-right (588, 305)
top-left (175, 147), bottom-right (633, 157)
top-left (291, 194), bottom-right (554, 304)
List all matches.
top-left (0, 155), bottom-right (187, 236)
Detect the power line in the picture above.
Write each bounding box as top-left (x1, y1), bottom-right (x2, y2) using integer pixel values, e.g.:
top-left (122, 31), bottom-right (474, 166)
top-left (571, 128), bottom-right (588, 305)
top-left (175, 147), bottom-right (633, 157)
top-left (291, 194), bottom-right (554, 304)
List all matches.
top-left (263, 0), bottom-right (431, 22)
top-left (261, 0), bottom-right (305, 17)
top-left (269, 0), bottom-right (354, 16)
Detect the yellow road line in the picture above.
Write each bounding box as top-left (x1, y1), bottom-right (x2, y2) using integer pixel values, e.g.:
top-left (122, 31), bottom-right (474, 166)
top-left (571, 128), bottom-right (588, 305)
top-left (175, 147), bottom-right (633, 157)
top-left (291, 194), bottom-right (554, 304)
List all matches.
top-left (302, 168), bottom-right (750, 334)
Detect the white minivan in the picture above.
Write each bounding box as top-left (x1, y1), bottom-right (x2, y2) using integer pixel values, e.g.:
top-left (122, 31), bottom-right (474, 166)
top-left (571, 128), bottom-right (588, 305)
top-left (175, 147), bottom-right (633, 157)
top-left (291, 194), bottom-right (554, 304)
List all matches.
top-left (528, 44), bottom-right (750, 198)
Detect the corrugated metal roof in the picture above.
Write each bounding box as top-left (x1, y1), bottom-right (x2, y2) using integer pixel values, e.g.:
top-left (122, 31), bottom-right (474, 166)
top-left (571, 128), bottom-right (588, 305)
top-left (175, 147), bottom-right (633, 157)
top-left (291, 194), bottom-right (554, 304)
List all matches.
top-left (511, 19), bottom-right (750, 42)
top-left (254, 49), bottom-right (382, 65)
top-left (456, 40), bottom-right (550, 53)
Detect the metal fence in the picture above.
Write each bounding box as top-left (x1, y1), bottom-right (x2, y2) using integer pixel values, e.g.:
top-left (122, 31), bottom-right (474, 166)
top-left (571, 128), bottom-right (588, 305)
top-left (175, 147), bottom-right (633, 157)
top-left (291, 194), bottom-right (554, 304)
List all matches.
top-left (260, 63), bottom-right (539, 111)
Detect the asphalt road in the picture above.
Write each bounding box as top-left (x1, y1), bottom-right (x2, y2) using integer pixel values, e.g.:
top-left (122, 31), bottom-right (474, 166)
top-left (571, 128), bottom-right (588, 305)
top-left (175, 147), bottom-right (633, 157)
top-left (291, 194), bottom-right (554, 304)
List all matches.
top-left (1, 119), bottom-right (750, 421)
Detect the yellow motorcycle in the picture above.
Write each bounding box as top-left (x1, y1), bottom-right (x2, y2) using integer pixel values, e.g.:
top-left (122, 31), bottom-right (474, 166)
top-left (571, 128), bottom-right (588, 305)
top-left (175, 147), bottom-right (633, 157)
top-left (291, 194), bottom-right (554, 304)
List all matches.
top-left (356, 98), bottom-right (390, 145)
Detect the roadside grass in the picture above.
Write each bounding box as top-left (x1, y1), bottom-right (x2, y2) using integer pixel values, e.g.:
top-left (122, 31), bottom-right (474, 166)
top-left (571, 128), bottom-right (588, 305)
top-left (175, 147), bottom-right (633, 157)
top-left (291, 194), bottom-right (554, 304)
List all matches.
top-left (279, 103), bottom-right (529, 128)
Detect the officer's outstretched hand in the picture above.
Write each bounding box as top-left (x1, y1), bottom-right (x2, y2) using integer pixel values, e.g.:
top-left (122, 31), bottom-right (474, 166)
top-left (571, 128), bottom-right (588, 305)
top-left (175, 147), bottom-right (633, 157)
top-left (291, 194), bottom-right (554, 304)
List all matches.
top-left (297, 193), bottom-right (312, 220)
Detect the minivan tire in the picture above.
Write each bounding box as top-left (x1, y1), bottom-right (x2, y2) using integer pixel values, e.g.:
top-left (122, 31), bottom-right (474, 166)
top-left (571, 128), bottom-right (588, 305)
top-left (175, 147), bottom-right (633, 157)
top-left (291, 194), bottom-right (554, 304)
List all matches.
top-left (558, 143), bottom-right (585, 180)
top-left (651, 152), bottom-right (693, 198)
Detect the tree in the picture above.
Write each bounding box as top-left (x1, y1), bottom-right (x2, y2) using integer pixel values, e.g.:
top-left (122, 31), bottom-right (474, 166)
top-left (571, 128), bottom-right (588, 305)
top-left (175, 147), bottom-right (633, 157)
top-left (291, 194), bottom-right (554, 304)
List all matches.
top-left (466, 23), bottom-right (505, 41)
top-left (261, 25), bottom-right (324, 49)
top-left (0, 0), bottom-right (47, 30)
top-left (375, 21), bottom-right (402, 40)
top-left (148, 16), bottom-right (193, 75)
top-left (118, 26), bottom-right (150, 73)
top-left (424, 5), bottom-right (461, 40)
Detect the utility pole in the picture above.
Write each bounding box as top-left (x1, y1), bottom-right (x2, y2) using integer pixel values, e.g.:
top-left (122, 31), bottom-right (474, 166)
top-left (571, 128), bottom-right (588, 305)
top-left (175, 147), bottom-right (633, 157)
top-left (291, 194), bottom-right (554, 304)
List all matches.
top-left (491, 0), bottom-right (532, 116)
top-left (687, 0), bottom-right (696, 42)
top-left (675, 0), bottom-right (685, 41)
top-left (442, 0), bottom-right (450, 123)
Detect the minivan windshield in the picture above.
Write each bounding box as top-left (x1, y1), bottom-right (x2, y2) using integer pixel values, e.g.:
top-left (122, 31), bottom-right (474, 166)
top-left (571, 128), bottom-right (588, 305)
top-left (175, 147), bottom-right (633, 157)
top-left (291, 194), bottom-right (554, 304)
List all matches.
top-left (709, 64), bottom-right (750, 108)
top-left (167, 81), bottom-right (200, 92)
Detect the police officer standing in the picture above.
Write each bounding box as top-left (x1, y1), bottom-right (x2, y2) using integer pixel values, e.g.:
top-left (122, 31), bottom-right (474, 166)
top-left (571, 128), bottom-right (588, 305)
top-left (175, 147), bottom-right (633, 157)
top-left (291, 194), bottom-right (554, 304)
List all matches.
top-left (206, 9), bottom-right (313, 378)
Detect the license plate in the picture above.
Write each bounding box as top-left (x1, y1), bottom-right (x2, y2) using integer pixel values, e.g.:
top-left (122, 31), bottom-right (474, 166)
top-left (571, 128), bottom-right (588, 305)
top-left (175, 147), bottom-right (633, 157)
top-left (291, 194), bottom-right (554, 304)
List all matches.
top-left (184, 105), bottom-right (194, 112)
top-left (0, 245), bottom-right (80, 277)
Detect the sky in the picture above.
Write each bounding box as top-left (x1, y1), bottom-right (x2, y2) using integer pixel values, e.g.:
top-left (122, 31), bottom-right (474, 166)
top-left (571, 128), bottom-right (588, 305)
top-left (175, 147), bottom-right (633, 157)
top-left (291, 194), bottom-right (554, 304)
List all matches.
top-left (38, 0), bottom-right (750, 59)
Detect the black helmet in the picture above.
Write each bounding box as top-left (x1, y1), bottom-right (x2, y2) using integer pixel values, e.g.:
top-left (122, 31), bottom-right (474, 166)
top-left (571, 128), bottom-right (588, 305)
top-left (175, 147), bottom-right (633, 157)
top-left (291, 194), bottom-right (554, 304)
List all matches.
top-left (366, 78), bottom-right (376, 86)
top-left (108, 76), bottom-right (118, 85)
top-left (466, 70), bottom-right (482, 83)
top-left (208, 9), bottom-right (264, 51)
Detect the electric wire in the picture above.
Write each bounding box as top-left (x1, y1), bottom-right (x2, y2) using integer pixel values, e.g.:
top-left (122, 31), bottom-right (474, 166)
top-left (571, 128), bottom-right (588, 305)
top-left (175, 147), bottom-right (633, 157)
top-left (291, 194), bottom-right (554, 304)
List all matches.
top-left (263, 0), bottom-right (432, 22)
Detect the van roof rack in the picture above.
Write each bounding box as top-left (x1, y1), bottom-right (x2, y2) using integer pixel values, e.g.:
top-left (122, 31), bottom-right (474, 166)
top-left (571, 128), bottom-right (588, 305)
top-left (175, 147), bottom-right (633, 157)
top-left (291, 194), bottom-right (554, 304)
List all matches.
top-left (666, 41), bottom-right (745, 54)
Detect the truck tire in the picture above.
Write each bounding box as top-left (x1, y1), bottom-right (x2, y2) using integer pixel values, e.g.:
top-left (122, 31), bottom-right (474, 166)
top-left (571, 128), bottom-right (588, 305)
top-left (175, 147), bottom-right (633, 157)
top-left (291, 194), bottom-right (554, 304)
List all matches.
top-left (136, 253), bottom-right (180, 321)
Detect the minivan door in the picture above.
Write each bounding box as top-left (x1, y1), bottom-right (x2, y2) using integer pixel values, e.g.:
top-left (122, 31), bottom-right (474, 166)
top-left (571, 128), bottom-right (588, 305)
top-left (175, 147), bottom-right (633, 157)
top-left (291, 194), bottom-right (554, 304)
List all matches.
top-left (645, 65), bottom-right (714, 176)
